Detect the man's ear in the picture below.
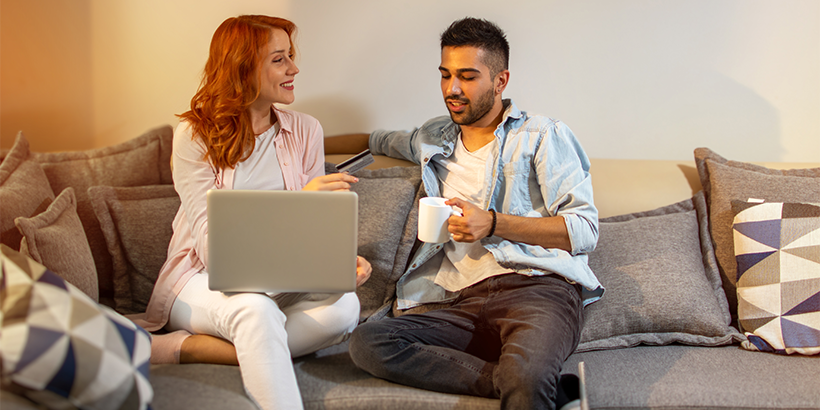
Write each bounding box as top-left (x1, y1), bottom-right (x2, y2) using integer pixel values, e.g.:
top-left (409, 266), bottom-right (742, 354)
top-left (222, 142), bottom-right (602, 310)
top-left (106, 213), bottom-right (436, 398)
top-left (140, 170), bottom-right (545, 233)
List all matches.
top-left (494, 70), bottom-right (510, 95)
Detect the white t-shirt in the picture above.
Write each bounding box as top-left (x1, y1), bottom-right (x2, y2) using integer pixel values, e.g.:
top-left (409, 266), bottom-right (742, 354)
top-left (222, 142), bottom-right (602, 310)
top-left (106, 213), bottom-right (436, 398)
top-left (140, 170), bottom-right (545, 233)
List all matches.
top-left (234, 122), bottom-right (285, 190)
top-left (431, 135), bottom-right (509, 292)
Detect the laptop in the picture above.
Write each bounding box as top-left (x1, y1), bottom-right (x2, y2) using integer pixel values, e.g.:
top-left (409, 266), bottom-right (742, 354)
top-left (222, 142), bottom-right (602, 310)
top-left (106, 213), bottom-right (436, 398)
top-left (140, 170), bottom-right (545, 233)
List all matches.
top-left (206, 189), bottom-right (358, 293)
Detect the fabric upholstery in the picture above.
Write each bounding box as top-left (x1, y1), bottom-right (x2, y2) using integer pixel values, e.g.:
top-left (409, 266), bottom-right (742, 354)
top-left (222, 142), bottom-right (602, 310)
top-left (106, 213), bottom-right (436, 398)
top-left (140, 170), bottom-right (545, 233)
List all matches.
top-left (149, 364), bottom-right (257, 410)
top-left (14, 187), bottom-right (98, 301)
top-left (565, 344), bottom-right (820, 410)
top-left (88, 185), bottom-right (180, 315)
top-left (330, 164), bottom-right (422, 322)
top-left (0, 132), bottom-right (55, 252)
top-left (695, 147), bottom-right (820, 323)
top-left (0, 245), bottom-right (153, 409)
top-left (0, 389), bottom-right (41, 409)
top-left (293, 341), bottom-right (499, 410)
top-left (580, 193), bottom-right (742, 352)
top-left (33, 125), bottom-right (174, 308)
top-left (732, 200), bottom-right (820, 355)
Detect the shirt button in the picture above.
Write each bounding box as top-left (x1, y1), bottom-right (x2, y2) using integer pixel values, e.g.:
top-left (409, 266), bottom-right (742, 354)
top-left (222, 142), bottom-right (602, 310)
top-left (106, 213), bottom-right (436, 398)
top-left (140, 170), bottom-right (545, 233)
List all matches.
top-left (284, 162), bottom-right (289, 166)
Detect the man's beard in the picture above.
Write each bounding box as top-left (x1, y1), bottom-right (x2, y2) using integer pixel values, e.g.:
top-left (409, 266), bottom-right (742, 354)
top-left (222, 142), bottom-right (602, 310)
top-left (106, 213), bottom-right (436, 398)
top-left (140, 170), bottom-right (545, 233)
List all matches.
top-left (446, 87), bottom-right (495, 126)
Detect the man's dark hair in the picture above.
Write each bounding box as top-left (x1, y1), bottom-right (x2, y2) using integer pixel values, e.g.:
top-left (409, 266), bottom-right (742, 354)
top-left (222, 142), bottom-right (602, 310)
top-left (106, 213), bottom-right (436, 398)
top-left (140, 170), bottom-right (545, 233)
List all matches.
top-left (440, 17), bottom-right (509, 76)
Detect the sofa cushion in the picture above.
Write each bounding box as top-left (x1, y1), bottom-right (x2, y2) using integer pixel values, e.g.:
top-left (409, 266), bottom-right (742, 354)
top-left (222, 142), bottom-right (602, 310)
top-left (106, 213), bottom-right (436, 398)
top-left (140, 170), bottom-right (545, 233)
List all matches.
top-left (88, 185), bottom-right (179, 315)
top-left (0, 390), bottom-right (41, 409)
top-left (731, 200), bottom-right (820, 355)
top-left (0, 245), bottom-right (153, 410)
top-left (342, 165), bottom-right (423, 322)
top-left (149, 364), bottom-right (257, 410)
top-left (293, 341), bottom-right (499, 410)
top-left (0, 132), bottom-right (55, 252)
top-left (565, 344), bottom-right (820, 410)
top-left (695, 147), bottom-right (820, 323)
top-left (14, 187), bottom-right (98, 301)
top-left (33, 125), bottom-right (174, 308)
top-left (579, 193), bottom-right (742, 352)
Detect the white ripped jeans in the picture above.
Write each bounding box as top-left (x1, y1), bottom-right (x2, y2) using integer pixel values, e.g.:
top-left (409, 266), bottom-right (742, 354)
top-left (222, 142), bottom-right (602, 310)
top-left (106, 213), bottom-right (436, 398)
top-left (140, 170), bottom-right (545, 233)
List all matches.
top-left (167, 273), bottom-right (360, 410)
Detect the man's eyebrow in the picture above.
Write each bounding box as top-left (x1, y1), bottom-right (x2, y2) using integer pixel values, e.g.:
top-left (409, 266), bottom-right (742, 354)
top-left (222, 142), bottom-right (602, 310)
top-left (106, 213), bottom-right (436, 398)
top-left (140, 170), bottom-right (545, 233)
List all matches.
top-left (438, 66), bottom-right (482, 75)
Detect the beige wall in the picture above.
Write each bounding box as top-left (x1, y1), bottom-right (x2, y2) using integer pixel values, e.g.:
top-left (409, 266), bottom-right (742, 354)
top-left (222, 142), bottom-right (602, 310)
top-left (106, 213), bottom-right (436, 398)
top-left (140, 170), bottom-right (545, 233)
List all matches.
top-left (1, 0), bottom-right (94, 151)
top-left (2, 0), bottom-right (819, 162)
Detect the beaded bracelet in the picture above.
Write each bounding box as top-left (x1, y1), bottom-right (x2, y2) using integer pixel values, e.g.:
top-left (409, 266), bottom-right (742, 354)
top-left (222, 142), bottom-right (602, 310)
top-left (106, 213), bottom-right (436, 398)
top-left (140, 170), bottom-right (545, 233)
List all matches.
top-left (487, 209), bottom-right (497, 238)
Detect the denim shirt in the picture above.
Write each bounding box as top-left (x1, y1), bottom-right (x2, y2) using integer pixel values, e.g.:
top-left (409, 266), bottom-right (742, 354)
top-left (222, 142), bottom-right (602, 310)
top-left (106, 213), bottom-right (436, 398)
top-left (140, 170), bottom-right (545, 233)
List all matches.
top-left (369, 100), bottom-right (604, 309)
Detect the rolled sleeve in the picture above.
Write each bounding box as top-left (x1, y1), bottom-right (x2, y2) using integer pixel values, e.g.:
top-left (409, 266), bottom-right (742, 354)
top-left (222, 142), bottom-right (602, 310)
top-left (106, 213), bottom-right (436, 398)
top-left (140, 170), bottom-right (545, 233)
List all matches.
top-left (562, 213), bottom-right (598, 254)
top-left (536, 121), bottom-right (599, 255)
top-left (369, 128), bottom-right (418, 163)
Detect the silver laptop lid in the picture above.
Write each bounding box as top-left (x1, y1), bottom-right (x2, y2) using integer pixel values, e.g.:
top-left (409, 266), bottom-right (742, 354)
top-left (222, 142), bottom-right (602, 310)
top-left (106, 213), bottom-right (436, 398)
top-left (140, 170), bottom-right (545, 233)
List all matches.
top-left (207, 189), bottom-right (358, 293)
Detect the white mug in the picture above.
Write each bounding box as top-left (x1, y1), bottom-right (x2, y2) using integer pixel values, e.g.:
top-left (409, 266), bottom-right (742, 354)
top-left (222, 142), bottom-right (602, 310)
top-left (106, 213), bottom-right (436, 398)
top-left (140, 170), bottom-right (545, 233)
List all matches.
top-left (418, 197), bottom-right (461, 243)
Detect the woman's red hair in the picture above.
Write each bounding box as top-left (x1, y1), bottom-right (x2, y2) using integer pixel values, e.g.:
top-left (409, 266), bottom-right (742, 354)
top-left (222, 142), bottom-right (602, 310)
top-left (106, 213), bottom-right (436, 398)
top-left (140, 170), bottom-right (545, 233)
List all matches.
top-left (178, 15), bottom-right (297, 170)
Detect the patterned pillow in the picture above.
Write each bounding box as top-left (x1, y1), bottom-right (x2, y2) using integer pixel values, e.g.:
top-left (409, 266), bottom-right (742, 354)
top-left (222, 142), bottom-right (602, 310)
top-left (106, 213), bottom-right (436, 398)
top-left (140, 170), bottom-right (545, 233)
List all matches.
top-left (0, 244), bottom-right (153, 408)
top-left (694, 147), bottom-right (820, 324)
top-left (732, 200), bottom-right (820, 355)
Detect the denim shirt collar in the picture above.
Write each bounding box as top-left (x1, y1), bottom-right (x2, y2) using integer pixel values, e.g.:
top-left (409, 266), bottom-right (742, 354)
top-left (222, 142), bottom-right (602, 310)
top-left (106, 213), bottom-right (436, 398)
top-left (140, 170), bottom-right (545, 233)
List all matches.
top-left (428, 99), bottom-right (521, 166)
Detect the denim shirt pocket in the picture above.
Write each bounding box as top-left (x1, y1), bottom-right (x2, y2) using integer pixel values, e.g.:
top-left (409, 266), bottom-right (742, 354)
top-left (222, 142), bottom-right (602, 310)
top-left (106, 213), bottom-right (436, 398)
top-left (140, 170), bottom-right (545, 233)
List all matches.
top-left (500, 160), bottom-right (533, 216)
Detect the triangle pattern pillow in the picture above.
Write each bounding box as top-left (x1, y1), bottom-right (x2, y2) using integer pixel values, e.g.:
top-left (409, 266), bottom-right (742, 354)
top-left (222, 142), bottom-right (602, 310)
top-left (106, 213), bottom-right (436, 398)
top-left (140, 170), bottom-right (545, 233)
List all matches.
top-left (732, 200), bottom-right (820, 355)
top-left (0, 244), bottom-right (153, 408)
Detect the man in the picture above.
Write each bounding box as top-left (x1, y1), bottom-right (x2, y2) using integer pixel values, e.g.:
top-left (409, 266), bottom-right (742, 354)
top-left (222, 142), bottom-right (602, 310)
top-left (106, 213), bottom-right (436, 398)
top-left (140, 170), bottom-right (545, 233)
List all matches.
top-left (326, 17), bottom-right (603, 410)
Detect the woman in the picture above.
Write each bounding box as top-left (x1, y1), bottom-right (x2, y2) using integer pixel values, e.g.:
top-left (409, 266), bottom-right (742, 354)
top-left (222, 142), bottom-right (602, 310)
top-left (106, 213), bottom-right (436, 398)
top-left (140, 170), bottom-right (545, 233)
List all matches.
top-left (131, 15), bottom-right (371, 409)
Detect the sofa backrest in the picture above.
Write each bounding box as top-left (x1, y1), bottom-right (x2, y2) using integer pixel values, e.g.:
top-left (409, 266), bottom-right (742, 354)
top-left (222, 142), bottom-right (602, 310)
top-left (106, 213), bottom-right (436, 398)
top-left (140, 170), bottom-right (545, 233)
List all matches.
top-left (326, 154), bottom-right (820, 218)
top-left (1, 126), bottom-right (174, 308)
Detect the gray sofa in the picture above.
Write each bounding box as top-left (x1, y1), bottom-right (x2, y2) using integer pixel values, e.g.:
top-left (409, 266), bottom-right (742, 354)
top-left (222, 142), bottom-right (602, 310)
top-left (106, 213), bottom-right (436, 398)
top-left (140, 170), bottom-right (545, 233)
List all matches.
top-left (1, 125), bottom-right (818, 410)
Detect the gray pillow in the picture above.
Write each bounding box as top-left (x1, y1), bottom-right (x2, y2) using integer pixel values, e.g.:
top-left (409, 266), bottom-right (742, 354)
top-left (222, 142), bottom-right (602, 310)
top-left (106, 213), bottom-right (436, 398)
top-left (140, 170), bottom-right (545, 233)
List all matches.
top-left (578, 193), bottom-right (743, 352)
top-left (0, 132), bottom-right (55, 251)
top-left (15, 187), bottom-right (98, 301)
top-left (35, 125), bottom-right (174, 308)
top-left (329, 164), bottom-right (422, 322)
top-left (88, 185), bottom-right (180, 314)
top-left (694, 147), bottom-right (820, 323)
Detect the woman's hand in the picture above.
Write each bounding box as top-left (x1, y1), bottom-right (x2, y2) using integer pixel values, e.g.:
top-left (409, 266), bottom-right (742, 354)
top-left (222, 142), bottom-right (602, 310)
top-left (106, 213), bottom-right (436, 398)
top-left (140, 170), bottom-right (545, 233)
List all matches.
top-left (302, 173), bottom-right (358, 192)
top-left (356, 256), bottom-right (372, 287)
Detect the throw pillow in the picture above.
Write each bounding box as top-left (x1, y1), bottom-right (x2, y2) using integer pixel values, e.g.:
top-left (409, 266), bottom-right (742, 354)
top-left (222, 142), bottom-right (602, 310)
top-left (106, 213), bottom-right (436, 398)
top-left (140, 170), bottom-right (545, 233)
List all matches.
top-left (14, 187), bottom-right (98, 301)
top-left (0, 244), bottom-right (153, 409)
top-left (694, 147), bottom-right (820, 323)
top-left (88, 185), bottom-right (180, 315)
top-left (346, 166), bottom-right (423, 322)
top-left (578, 193), bottom-right (743, 352)
top-left (732, 200), bottom-right (820, 355)
top-left (34, 125), bottom-right (174, 308)
top-left (0, 132), bottom-right (55, 252)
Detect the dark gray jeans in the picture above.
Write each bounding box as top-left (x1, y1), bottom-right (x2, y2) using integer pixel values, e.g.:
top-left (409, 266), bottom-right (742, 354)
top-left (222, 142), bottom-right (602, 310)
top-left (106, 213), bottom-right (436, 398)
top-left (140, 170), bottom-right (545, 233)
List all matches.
top-left (349, 273), bottom-right (584, 410)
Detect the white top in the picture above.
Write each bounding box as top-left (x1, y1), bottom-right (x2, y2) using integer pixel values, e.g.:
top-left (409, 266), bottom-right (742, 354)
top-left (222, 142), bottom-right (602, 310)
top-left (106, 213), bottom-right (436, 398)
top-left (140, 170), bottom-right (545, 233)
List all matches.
top-left (431, 135), bottom-right (509, 292)
top-left (234, 122), bottom-right (285, 190)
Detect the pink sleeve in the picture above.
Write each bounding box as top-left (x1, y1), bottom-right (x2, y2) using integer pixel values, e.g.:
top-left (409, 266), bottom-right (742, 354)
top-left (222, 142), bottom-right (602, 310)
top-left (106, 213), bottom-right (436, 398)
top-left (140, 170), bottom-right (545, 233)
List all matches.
top-left (302, 119), bottom-right (326, 183)
top-left (171, 122), bottom-right (216, 268)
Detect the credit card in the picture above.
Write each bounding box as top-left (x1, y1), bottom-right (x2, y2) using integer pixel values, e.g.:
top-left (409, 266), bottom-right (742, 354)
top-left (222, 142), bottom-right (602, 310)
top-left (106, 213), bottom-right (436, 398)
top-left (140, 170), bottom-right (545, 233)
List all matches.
top-left (335, 149), bottom-right (375, 174)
